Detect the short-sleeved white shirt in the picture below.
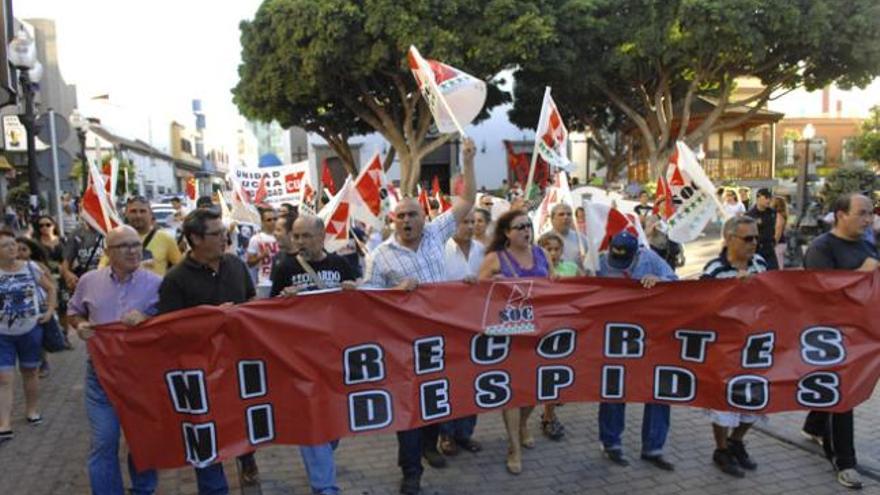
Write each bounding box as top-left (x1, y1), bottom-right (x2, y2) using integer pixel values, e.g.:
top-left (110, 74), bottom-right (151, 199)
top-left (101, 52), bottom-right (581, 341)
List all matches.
top-left (364, 212), bottom-right (457, 287)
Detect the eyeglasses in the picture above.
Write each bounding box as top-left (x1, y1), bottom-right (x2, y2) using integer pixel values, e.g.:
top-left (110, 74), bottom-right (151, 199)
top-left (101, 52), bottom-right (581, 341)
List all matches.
top-left (39, 223), bottom-right (53, 228)
top-left (511, 222), bottom-right (532, 232)
top-left (735, 235), bottom-right (759, 243)
top-left (108, 242), bottom-right (142, 252)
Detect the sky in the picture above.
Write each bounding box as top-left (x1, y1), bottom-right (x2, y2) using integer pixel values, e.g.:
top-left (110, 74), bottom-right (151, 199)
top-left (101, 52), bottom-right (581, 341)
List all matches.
top-left (15, 0), bottom-right (264, 153)
top-left (13, 0), bottom-right (880, 157)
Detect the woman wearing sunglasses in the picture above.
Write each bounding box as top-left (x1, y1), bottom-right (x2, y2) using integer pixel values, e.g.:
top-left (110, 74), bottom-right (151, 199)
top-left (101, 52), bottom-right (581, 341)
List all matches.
top-left (478, 209), bottom-right (552, 475)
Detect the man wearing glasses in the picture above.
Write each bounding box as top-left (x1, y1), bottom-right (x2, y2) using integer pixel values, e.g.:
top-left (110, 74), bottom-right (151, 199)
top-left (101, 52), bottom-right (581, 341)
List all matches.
top-left (68, 225), bottom-right (162, 494)
top-left (701, 215), bottom-right (767, 478)
top-left (158, 208), bottom-right (258, 492)
top-left (99, 196), bottom-right (182, 276)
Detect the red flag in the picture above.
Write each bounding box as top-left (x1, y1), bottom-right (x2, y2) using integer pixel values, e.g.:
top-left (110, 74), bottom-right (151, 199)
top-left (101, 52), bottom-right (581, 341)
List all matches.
top-left (417, 185), bottom-right (430, 215)
top-left (321, 159), bottom-right (336, 195)
top-left (353, 154), bottom-right (384, 217)
top-left (667, 150), bottom-right (686, 187)
top-left (253, 175), bottom-right (268, 205)
top-left (431, 176), bottom-right (442, 196)
top-left (435, 191), bottom-right (452, 212)
top-left (185, 177), bottom-right (197, 201)
top-left (81, 162), bottom-right (121, 235)
top-left (653, 176), bottom-right (675, 219)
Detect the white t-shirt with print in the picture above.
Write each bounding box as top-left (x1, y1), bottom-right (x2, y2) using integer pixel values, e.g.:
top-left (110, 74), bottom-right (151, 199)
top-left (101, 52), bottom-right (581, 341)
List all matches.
top-left (0, 261), bottom-right (43, 336)
top-left (246, 232), bottom-right (279, 288)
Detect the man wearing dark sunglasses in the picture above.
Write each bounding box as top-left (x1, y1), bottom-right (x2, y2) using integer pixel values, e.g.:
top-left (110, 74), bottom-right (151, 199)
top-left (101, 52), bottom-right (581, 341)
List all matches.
top-left (745, 188), bottom-right (778, 270)
top-left (701, 215), bottom-right (767, 478)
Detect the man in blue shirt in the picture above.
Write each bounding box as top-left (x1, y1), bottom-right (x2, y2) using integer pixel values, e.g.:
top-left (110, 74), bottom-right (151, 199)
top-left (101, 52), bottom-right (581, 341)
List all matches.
top-left (596, 231), bottom-right (677, 471)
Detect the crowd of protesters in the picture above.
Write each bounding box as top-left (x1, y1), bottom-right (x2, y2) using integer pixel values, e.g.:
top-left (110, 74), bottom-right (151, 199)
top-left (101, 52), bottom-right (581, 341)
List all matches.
top-left (0, 144), bottom-right (878, 493)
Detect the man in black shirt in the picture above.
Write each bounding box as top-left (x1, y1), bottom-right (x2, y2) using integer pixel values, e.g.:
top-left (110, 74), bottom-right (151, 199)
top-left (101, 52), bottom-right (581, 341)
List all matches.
top-left (801, 193), bottom-right (877, 490)
top-left (271, 215), bottom-right (356, 295)
top-left (158, 208), bottom-right (257, 493)
top-left (745, 188), bottom-right (778, 270)
top-left (269, 214), bottom-right (354, 495)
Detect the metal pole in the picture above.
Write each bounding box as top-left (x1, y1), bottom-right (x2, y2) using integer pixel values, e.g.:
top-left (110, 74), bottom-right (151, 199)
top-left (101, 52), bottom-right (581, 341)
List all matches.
top-left (48, 110), bottom-right (64, 237)
top-left (78, 129), bottom-right (88, 195)
top-left (20, 69), bottom-right (40, 223)
top-left (798, 139), bottom-right (809, 219)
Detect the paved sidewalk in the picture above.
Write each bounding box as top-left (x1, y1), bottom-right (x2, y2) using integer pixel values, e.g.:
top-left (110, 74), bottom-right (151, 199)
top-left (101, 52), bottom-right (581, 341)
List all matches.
top-left (1, 341), bottom-right (877, 494)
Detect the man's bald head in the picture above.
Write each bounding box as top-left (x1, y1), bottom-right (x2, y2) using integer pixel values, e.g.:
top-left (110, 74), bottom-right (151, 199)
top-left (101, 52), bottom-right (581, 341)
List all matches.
top-left (293, 214), bottom-right (325, 235)
top-left (291, 214), bottom-right (326, 260)
top-left (105, 225), bottom-right (143, 274)
top-left (106, 225), bottom-right (140, 246)
top-left (393, 197), bottom-right (427, 248)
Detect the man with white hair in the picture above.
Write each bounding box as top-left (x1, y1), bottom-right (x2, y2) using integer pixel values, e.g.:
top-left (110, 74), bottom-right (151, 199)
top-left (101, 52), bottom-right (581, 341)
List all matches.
top-left (549, 203), bottom-right (588, 265)
top-left (68, 225), bottom-right (162, 494)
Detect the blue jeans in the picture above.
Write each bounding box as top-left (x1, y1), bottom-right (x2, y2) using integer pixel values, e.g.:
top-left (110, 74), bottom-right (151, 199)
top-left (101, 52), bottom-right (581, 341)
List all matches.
top-left (194, 464), bottom-right (228, 495)
top-left (439, 416), bottom-right (477, 440)
top-left (85, 361), bottom-right (158, 494)
top-left (87, 361), bottom-right (228, 495)
top-left (598, 402), bottom-right (670, 456)
top-left (299, 441), bottom-right (340, 494)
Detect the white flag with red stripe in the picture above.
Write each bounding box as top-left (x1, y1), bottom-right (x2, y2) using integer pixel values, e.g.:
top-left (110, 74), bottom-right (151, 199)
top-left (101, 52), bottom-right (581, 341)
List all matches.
top-left (407, 46), bottom-right (486, 136)
top-left (351, 153), bottom-right (387, 229)
top-left (81, 160), bottom-right (122, 235)
top-left (533, 87), bottom-right (574, 172)
top-left (318, 176), bottom-right (354, 253)
top-left (583, 201), bottom-right (650, 273)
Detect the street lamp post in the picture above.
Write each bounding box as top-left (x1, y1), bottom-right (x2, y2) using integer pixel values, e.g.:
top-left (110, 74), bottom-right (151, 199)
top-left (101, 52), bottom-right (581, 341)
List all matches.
top-left (8, 29), bottom-right (43, 223)
top-left (69, 108), bottom-right (90, 195)
top-left (798, 123), bottom-right (816, 219)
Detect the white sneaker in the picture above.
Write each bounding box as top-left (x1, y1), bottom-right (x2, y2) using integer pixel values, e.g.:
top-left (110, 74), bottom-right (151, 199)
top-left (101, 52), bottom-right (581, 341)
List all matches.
top-left (837, 469), bottom-right (863, 490)
top-left (800, 429), bottom-right (823, 446)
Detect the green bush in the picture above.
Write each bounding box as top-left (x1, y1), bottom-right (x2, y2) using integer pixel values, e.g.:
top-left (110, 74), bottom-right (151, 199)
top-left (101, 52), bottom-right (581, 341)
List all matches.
top-left (821, 167), bottom-right (880, 208)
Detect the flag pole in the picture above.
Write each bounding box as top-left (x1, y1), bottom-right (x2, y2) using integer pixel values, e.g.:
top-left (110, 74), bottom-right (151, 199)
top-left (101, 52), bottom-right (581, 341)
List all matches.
top-left (524, 87), bottom-right (552, 201)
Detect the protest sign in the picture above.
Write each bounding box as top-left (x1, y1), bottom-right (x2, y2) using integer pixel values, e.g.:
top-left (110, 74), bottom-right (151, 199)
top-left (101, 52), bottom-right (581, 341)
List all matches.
top-left (89, 271), bottom-right (880, 470)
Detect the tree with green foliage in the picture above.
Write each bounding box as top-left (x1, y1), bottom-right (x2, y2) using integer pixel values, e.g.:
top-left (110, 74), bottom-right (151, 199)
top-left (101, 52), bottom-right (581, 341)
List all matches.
top-left (233, 0), bottom-right (554, 194)
top-left (822, 167), bottom-right (880, 210)
top-left (513, 0), bottom-right (880, 177)
top-left (852, 105), bottom-right (880, 167)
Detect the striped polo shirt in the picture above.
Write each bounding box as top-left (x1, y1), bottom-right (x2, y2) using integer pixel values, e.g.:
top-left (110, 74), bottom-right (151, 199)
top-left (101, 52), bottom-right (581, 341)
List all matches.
top-left (700, 249), bottom-right (768, 279)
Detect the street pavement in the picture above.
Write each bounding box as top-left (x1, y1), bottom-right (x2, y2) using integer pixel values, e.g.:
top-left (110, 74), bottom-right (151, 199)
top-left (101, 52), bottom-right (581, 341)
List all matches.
top-left (2, 236), bottom-right (878, 494)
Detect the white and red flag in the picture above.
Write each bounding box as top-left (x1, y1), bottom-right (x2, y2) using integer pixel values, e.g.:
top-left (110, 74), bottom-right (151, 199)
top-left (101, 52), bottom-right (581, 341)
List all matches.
top-left (663, 142), bottom-right (724, 243)
top-left (407, 46), bottom-right (487, 136)
top-left (583, 201), bottom-right (650, 273)
top-left (525, 87), bottom-right (573, 195)
top-left (321, 159), bottom-right (337, 195)
top-left (351, 153), bottom-right (391, 229)
top-left (81, 160), bottom-right (122, 235)
top-left (318, 177), bottom-right (354, 253)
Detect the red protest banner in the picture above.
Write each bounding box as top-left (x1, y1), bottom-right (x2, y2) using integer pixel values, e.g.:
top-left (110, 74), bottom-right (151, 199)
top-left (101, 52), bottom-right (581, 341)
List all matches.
top-left (88, 271), bottom-right (880, 471)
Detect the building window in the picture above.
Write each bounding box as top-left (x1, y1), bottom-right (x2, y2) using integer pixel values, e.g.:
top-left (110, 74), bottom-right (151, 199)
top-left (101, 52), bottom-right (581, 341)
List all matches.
top-left (180, 139), bottom-right (193, 155)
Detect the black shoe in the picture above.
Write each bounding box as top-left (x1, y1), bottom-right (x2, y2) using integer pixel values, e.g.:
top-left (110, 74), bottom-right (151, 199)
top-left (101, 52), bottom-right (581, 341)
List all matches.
top-left (641, 454), bottom-right (675, 471)
top-left (727, 438), bottom-right (757, 470)
top-left (604, 449), bottom-right (630, 467)
top-left (238, 454), bottom-right (260, 486)
top-left (713, 448), bottom-right (745, 478)
top-left (423, 448), bottom-right (447, 468)
top-left (455, 437), bottom-right (482, 453)
top-left (400, 473), bottom-right (421, 495)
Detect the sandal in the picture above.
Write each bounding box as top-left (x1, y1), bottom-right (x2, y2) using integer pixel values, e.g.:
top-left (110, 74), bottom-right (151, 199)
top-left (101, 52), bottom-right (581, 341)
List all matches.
top-left (0, 430), bottom-right (12, 444)
top-left (27, 415), bottom-right (43, 426)
top-left (541, 414), bottom-right (565, 441)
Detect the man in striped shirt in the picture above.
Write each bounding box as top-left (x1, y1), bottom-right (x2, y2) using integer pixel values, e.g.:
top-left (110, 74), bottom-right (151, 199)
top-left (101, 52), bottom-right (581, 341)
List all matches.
top-left (363, 139), bottom-right (476, 495)
top-left (701, 215), bottom-right (767, 478)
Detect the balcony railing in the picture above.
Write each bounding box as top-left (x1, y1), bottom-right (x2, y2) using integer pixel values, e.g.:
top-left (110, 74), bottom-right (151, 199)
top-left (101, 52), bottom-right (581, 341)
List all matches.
top-left (703, 158), bottom-right (771, 181)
